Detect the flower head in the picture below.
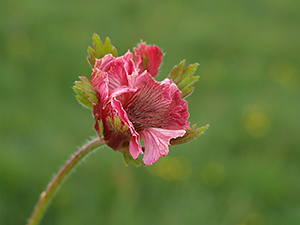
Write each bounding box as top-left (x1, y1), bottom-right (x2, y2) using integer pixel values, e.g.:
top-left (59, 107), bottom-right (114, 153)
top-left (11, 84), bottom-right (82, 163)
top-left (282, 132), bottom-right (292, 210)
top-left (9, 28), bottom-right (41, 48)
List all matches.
top-left (74, 35), bottom-right (209, 165)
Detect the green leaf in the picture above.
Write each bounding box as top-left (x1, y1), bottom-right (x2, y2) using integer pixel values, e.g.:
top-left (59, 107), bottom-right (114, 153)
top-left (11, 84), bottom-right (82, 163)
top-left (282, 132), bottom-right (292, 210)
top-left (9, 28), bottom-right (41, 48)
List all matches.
top-left (123, 153), bottom-right (145, 166)
top-left (168, 60), bottom-right (199, 99)
top-left (87, 34), bottom-right (118, 68)
top-left (170, 124), bottom-right (209, 145)
top-left (75, 94), bottom-right (93, 109)
top-left (73, 76), bottom-right (98, 109)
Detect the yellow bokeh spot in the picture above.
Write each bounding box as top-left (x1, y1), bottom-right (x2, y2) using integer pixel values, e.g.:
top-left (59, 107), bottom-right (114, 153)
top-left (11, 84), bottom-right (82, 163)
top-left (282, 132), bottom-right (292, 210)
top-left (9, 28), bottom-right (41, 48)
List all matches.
top-left (201, 162), bottom-right (226, 187)
top-left (268, 59), bottom-right (300, 92)
top-left (243, 212), bottom-right (266, 225)
top-left (147, 156), bottom-right (192, 181)
top-left (244, 112), bottom-right (271, 138)
top-left (242, 105), bottom-right (272, 138)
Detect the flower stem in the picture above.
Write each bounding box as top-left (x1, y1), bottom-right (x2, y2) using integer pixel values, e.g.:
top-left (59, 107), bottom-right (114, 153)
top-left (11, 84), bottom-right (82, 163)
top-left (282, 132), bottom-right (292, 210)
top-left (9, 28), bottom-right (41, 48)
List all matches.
top-left (27, 137), bottom-right (104, 225)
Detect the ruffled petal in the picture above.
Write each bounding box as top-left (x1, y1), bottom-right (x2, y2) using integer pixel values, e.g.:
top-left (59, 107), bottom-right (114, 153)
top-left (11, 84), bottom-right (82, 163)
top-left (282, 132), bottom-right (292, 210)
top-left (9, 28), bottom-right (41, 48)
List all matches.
top-left (122, 50), bottom-right (136, 76)
top-left (165, 78), bottom-right (190, 130)
top-left (111, 98), bottom-right (143, 158)
top-left (140, 128), bottom-right (185, 165)
top-left (110, 86), bottom-right (136, 102)
top-left (94, 51), bottom-right (136, 92)
top-left (134, 43), bottom-right (163, 77)
top-left (94, 54), bottom-right (116, 71)
top-left (124, 72), bottom-right (190, 131)
top-left (105, 59), bottom-right (129, 90)
top-left (90, 68), bottom-right (108, 103)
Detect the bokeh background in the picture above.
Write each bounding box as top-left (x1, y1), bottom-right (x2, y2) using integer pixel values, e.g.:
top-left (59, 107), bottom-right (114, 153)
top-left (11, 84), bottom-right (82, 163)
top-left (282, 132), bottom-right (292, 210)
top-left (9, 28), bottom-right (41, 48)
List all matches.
top-left (1, 0), bottom-right (300, 224)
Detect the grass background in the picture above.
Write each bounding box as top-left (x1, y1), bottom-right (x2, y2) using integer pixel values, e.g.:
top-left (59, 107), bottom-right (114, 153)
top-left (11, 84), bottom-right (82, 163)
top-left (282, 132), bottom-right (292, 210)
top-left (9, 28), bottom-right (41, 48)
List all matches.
top-left (1, 0), bottom-right (300, 224)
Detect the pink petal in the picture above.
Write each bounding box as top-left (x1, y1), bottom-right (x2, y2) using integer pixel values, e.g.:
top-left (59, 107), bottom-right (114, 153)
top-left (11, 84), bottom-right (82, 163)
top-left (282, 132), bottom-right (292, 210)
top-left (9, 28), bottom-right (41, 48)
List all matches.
top-left (140, 128), bottom-right (185, 165)
top-left (129, 136), bottom-right (142, 159)
top-left (90, 68), bottom-right (108, 103)
top-left (111, 98), bottom-right (143, 158)
top-left (94, 51), bottom-right (136, 92)
top-left (105, 59), bottom-right (130, 90)
top-left (110, 86), bottom-right (136, 102)
top-left (124, 72), bottom-right (190, 131)
top-left (122, 50), bottom-right (136, 76)
top-left (94, 54), bottom-right (116, 71)
top-left (91, 69), bottom-right (133, 109)
top-left (134, 43), bottom-right (163, 77)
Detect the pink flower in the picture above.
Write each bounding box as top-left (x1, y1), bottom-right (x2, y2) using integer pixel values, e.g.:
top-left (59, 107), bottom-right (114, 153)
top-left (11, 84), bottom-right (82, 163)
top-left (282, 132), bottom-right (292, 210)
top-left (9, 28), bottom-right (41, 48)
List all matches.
top-left (90, 44), bottom-right (190, 165)
top-left (74, 35), bottom-right (208, 165)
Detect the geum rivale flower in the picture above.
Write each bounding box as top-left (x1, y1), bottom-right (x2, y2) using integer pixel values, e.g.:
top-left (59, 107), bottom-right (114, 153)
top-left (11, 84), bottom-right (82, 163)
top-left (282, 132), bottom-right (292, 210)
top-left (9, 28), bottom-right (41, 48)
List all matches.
top-left (74, 35), bottom-right (209, 165)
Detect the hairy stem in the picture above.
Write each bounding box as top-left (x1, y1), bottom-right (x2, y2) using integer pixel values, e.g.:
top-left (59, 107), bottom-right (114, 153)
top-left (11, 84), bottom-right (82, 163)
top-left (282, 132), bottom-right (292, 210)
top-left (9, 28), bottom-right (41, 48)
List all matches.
top-left (27, 137), bottom-right (104, 225)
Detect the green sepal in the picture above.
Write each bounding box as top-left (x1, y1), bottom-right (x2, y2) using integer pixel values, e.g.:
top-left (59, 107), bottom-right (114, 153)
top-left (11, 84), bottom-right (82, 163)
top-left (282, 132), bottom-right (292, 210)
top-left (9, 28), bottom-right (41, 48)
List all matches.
top-left (123, 153), bottom-right (145, 166)
top-left (87, 34), bottom-right (118, 68)
top-left (97, 119), bottom-right (105, 139)
top-left (106, 116), bottom-right (130, 136)
top-left (168, 60), bottom-right (199, 99)
top-left (73, 76), bottom-right (98, 109)
top-left (142, 54), bottom-right (148, 69)
top-left (170, 124), bottom-right (209, 145)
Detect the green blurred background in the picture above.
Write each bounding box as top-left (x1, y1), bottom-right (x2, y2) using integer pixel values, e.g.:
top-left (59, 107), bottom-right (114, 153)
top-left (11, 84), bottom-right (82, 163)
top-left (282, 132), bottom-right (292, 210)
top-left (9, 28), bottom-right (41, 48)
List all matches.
top-left (1, 0), bottom-right (300, 224)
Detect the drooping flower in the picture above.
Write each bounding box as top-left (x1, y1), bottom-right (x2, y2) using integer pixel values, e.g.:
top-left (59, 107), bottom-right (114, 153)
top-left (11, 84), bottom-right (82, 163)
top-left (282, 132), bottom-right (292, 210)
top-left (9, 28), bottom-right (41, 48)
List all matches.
top-left (74, 34), bottom-right (209, 165)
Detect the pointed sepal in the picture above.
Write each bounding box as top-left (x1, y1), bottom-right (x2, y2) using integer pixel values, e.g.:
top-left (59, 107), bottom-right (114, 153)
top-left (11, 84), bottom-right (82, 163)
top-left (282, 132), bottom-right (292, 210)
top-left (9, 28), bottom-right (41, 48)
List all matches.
top-left (123, 153), bottom-right (145, 166)
top-left (73, 76), bottom-right (98, 109)
top-left (87, 34), bottom-right (118, 68)
top-left (106, 116), bottom-right (131, 136)
top-left (95, 119), bottom-right (105, 140)
top-left (168, 60), bottom-right (199, 99)
top-left (170, 124), bottom-right (209, 145)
